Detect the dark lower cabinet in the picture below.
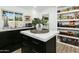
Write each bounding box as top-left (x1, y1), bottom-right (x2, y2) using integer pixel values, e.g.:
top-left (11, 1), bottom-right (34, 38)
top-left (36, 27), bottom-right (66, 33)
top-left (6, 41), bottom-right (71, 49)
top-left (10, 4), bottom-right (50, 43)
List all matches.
top-left (0, 30), bottom-right (23, 53)
top-left (0, 29), bottom-right (32, 53)
top-left (22, 35), bottom-right (56, 53)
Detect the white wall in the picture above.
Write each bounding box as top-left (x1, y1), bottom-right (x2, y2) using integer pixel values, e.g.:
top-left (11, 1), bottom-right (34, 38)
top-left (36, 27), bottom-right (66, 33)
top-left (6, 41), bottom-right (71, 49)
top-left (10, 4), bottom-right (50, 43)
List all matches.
top-left (31, 7), bottom-right (41, 19)
top-left (49, 7), bottom-right (57, 31)
top-left (37, 7), bottom-right (57, 31)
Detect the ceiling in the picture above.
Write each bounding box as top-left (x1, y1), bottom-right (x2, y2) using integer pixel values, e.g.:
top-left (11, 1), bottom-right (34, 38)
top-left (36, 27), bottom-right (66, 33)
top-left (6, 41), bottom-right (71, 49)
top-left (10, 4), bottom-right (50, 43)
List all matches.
top-left (18, 6), bottom-right (53, 11)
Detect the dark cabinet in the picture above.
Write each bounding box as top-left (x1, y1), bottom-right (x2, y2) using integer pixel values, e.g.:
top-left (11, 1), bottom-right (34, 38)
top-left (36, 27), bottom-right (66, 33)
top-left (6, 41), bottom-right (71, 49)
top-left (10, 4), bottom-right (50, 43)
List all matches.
top-left (0, 28), bottom-right (33, 53)
top-left (0, 30), bottom-right (23, 53)
top-left (22, 35), bottom-right (56, 53)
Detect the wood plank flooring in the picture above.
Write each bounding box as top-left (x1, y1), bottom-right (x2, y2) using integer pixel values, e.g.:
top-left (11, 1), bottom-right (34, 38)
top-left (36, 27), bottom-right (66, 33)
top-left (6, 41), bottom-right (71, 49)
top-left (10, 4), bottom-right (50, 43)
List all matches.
top-left (12, 48), bottom-right (21, 53)
top-left (56, 42), bottom-right (79, 53)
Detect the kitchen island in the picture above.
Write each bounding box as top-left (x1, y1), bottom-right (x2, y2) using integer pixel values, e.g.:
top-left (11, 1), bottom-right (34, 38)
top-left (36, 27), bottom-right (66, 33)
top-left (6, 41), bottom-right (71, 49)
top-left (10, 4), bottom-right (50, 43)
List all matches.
top-left (21, 30), bottom-right (58, 53)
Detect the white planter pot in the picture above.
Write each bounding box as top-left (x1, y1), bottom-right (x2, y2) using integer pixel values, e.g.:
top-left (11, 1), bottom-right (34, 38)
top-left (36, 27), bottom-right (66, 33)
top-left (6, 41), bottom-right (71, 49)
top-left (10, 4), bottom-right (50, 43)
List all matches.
top-left (36, 24), bottom-right (43, 31)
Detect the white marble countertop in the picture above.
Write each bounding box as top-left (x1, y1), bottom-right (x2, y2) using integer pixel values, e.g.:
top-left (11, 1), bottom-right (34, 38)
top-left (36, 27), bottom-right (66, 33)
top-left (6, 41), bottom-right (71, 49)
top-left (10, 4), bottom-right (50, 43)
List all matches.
top-left (20, 30), bottom-right (59, 42)
top-left (0, 27), bottom-right (33, 32)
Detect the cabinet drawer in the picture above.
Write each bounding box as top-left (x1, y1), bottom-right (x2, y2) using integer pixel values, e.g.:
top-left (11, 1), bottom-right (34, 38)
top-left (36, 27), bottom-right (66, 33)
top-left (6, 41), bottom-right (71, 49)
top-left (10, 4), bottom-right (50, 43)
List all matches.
top-left (31, 39), bottom-right (45, 46)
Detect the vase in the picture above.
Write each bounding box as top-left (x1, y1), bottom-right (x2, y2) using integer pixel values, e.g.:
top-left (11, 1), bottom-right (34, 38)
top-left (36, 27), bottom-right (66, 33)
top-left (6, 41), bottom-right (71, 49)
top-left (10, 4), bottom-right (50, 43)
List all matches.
top-left (36, 24), bottom-right (43, 31)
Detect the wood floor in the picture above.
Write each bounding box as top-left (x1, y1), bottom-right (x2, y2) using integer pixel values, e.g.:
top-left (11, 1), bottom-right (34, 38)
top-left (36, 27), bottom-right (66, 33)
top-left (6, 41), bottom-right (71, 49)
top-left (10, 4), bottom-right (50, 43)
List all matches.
top-left (12, 48), bottom-right (21, 53)
top-left (56, 42), bottom-right (79, 53)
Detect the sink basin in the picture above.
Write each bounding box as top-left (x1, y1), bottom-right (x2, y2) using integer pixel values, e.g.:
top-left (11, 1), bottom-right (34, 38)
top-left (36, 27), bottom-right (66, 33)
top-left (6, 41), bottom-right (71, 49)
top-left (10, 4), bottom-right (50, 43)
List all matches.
top-left (30, 29), bottom-right (49, 34)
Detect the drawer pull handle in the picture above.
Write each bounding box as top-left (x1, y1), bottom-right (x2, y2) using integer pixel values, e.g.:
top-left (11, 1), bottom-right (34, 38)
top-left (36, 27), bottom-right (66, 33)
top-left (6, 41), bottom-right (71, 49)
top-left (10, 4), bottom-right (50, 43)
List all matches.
top-left (32, 41), bottom-right (39, 45)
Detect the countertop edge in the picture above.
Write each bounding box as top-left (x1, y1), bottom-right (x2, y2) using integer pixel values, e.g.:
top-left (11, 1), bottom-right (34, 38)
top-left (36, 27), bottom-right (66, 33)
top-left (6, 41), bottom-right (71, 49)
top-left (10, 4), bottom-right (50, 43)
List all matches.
top-left (20, 30), bottom-right (58, 42)
top-left (0, 27), bottom-right (33, 32)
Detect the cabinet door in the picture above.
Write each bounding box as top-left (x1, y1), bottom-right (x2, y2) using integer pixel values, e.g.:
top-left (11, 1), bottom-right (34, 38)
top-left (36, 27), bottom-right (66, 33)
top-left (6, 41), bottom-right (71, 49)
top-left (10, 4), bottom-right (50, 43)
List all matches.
top-left (31, 39), bottom-right (46, 53)
top-left (22, 35), bottom-right (46, 53)
top-left (0, 32), bottom-right (8, 48)
top-left (22, 42), bottom-right (32, 53)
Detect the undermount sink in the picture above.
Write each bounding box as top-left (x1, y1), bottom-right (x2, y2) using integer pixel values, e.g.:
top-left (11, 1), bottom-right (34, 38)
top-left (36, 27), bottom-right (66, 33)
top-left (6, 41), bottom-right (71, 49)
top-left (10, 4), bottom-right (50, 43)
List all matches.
top-left (30, 29), bottom-right (49, 34)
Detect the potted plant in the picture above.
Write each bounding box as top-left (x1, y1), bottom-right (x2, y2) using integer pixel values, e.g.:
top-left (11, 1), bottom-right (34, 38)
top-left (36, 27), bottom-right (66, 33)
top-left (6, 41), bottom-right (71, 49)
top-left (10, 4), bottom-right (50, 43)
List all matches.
top-left (41, 16), bottom-right (48, 29)
top-left (32, 18), bottom-right (43, 31)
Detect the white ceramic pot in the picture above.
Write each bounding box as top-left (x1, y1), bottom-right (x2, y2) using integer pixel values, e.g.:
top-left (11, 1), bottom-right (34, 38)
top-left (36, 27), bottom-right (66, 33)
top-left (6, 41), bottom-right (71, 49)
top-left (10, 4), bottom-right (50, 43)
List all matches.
top-left (36, 24), bottom-right (43, 31)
